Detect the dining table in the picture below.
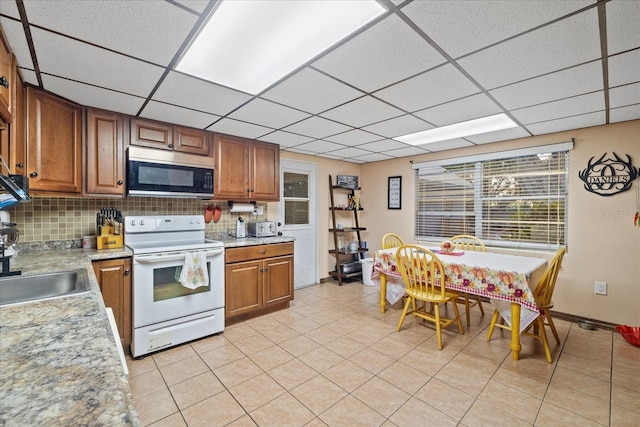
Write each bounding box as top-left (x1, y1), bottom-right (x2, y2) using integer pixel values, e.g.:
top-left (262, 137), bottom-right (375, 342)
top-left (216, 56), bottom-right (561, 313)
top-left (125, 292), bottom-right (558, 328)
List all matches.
top-left (372, 246), bottom-right (548, 361)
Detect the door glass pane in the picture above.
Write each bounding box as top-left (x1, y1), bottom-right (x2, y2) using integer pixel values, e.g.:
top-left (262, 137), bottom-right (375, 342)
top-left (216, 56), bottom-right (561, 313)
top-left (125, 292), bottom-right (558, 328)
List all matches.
top-left (284, 172), bottom-right (310, 225)
top-left (153, 264), bottom-right (210, 302)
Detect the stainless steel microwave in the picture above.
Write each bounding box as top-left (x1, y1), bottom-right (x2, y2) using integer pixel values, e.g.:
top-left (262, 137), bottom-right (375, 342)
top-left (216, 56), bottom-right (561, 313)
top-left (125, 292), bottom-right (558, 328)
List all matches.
top-left (127, 146), bottom-right (214, 198)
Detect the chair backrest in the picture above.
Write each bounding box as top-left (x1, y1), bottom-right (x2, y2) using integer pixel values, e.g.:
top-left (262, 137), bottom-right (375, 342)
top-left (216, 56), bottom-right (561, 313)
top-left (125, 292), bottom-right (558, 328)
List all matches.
top-left (533, 247), bottom-right (566, 306)
top-left (381, 233), bottom-right (405, 249)
top-left (394, 245), bottom-right (446, 298)
top-left (450, 235), bottom-right (487, 252)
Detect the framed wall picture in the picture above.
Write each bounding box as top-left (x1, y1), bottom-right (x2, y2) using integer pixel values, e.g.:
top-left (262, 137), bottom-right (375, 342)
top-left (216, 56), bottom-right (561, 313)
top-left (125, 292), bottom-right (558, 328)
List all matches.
top-left (388, 176), bottom-right (401, 209)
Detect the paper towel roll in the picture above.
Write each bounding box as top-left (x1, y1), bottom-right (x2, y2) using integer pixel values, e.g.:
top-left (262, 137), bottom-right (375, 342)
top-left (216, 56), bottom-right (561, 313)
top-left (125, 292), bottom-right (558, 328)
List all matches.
top-left (229, 202), bottom-right (255, 213)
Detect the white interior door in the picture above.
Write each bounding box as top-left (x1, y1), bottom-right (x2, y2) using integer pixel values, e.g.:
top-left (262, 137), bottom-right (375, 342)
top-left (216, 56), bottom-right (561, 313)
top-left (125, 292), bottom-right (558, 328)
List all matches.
top-left (279, 160), bottom-right (317, 289)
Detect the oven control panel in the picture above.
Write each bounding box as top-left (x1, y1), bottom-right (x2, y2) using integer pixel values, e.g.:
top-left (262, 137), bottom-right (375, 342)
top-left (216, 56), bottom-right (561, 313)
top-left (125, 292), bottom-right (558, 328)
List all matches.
top-left (124, 215), bottom-right (204, 233)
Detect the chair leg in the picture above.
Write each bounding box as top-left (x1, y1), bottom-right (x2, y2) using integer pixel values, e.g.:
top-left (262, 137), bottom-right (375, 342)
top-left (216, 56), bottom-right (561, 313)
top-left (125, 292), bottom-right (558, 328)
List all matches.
top-left (396, 297), bottom-right (412, 332)
top-left (434, 303), bottom-right (443, 350)
top-left (544, 311), bottom-right (561, 344)
top-left (476, 296), bottom-right (485, 315)
top-left (486, 309), bottom-right (501, 341)
top-left (536, 316), bottom-right (553, 363)
top-left (451, 299), bottom-right (464, 335)
top-left (464, 293), bottom-right (471, 327)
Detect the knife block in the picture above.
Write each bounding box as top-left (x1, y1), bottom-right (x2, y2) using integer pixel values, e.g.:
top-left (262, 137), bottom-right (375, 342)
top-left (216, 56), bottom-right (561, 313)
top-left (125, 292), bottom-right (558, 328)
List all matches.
top-left (96, 225), bottom-right (123, 250)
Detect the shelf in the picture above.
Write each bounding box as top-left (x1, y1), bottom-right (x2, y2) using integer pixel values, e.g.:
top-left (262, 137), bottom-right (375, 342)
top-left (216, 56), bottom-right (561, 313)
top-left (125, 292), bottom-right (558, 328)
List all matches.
top-left (329, 270), bottom-right (362, 279)
top-left (331, 186), bottom-right (361, 191)
top-left (329, 227), bottom-right (366, 232)
top-left (328, 248), bottom-right (368, 255)
top-left (329, 207), bottom-right (363, 211)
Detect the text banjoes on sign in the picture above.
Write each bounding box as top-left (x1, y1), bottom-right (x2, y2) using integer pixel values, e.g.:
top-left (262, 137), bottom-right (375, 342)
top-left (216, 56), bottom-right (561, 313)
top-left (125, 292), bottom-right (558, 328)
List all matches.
top-left (578, 152), bottom-right (639, 197)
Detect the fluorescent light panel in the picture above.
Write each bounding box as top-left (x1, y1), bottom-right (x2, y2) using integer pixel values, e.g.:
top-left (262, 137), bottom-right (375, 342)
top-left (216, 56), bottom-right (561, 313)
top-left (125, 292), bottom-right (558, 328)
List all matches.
top-left (394, 113), bottom-right (519, 146)
top-left (176, 0), bottom-right (386, 95)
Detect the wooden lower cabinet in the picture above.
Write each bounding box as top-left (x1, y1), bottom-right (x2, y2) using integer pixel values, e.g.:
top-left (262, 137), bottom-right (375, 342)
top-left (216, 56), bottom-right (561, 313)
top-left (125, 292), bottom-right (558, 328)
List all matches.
top-left (92, 258), bottom-right (132, 354)
top-left (225, 243), bottom-right (293, 324)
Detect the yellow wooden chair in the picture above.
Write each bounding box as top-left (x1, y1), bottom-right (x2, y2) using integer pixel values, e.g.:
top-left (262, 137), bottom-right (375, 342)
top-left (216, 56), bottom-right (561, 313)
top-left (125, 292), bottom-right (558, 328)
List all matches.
top-left (486, 247), bottom-right (566, 362)
top-left (449, 235), bottom-right (486, 326)
top-left (381, 233), bottom-right (404, 249)
top-left (395, 245), bottom-right (464, 350)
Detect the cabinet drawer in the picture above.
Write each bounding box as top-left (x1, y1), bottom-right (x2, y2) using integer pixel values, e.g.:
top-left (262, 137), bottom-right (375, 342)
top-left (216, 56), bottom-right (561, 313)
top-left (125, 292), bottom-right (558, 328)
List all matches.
top-left (226, 243), bottom-right (293, 263)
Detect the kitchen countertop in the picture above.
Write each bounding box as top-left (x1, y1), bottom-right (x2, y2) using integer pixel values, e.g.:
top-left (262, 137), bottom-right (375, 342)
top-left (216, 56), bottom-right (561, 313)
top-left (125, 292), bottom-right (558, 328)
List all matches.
top-left (0, 247), bottom-right (138, 427)
top-left (209, 235), bottom-right (295, 248)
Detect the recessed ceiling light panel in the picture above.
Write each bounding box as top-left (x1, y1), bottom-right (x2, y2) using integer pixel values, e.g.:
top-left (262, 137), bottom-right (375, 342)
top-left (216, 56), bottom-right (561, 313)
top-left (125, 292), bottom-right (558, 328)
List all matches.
top-left (176, 0), bottom-right (386, 95)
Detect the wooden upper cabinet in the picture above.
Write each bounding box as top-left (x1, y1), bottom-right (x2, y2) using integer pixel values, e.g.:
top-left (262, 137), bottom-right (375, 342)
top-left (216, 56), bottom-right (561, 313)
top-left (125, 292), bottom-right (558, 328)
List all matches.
top-left (27, 87), bottom-right (82, 194)
top-left (0, 28), bottom-right (14, 123)
top-left (213, 133), bottom-right (280, 201)
top-left (130, 118), bottom-right (211, 156)
top-left (174, 125), bottom-right (211, 156)
top-left (85, 108), bottom-right (125, 196)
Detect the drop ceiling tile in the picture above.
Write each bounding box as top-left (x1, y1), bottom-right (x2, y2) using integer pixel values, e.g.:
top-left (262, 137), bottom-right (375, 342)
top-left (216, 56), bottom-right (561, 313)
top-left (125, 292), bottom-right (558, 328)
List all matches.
top-left (19, 68), bottom-right (38, 86)
top-left (41, 75), bottom-right (144, 115)
top-left (403, 0), bottom-right (592, 58)
top-left (361, 114), bottom-right (431, 138)
top-left (609, 83), bottom-right (640, 108)
top-left (174, 0), bottom-right (210, 14)
top-left (0, 1), bottom-right (19, 18)
top-left (325, 129), bottom-right (383, 145)
top-left (325, 146), bottom-right (372, 159)
top-left (282, 116), bottom-right (352, 139)
top-left (355, 139), bottom-right (408, 152)
top-left (31, 28), bottom-right (164, 97)
top-left (312, 14), bottom-right (445, 92)
top-left (525, 111), bottom-right (605, 135)
top-left (464, 126), bottom-right (531, 144)
top-left (512, 91), bottom-right (604, 124)
top-left (320, 96), bottom-right (404, 128)
top-left (206, 118), bottom-right (273, 139)
top-left (153, 72), bottom-right (252, 116)
top-left (609, 104), bottom-right (640, 123)
top-left (352, 152), bottom-right (395, 163)
top-left (257, 131), bottom-right (314, 148)
top-left (608, 50), bottom-right (640, 87)
top-left (489, 61), bottom-right (603, 110)
top-left (293, 140), bottom-right (348, 154)
top-left (1, 18), bottom-right (34, 69)
top-left (374, 64), bottom-right (480, 112)
top-left (606, 0), bottom-right (640, 55)
top-left (229, 98), bottom-right (310, 129)
top-left (140, 101), bottom-right (220, 129)
top-left (284, 147), bottom-right (320, 156)
top-left (413, 93), bottom-right (502, 126)
top-left (458, 8), bottom-right (601, 89)
top-left (22, 0), bottom-right (197, 66)
top-left (261, 68), bottom-right (364, 114)
top-left (381, 146), bottom-right (430, 158)
top-left (419, 139), bottom-right (475, 152)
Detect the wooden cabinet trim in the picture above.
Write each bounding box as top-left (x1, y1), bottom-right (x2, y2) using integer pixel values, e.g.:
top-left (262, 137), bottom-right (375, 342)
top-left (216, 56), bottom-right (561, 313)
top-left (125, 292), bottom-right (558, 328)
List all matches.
top-left (225, 243), bottom-right (294, 264)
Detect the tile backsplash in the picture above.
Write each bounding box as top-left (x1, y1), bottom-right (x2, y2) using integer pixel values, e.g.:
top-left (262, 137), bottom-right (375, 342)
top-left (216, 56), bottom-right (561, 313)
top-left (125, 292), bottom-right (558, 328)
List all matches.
top-left (7, 197), bottom-right (268, 243)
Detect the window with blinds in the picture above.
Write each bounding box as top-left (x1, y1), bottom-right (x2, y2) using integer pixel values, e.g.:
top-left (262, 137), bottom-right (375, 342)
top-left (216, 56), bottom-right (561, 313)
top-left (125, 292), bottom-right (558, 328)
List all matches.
top-left (283, 172), bottom-right (310, 226)
top-left (414, 146), bottom-right (570, 250)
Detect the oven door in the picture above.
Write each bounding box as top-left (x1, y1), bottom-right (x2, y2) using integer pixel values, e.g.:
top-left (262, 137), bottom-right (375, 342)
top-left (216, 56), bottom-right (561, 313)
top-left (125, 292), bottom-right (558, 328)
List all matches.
top-left (132, 248), bottom-right (225, 328)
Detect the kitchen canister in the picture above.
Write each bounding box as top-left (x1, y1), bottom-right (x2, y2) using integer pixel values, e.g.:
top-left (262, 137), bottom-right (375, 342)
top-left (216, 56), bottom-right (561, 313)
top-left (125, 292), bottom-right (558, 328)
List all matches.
top-left (82, 235), bottom-right (97, 249)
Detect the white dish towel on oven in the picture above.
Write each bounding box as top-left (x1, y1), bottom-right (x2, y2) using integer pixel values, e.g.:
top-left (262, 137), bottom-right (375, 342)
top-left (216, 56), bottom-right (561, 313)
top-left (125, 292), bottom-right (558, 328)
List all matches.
top-left (179, 252), bottom-right (209, 289)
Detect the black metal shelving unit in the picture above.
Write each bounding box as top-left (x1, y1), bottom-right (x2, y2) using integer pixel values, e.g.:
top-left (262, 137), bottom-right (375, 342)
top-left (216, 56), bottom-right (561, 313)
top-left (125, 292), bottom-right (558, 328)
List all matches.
top-left (328, 175), bottom-right (366, 286)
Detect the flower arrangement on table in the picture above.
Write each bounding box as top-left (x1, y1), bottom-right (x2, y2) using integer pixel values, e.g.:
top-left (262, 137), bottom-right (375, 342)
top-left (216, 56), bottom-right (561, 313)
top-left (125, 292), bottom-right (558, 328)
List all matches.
top-left (440, 240), bottom-right (454, 255)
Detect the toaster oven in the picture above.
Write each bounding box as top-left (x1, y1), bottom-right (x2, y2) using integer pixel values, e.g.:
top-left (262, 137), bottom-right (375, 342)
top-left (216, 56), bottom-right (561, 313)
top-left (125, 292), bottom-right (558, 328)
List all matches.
top-left (247, 221), bottom-right (277, 237)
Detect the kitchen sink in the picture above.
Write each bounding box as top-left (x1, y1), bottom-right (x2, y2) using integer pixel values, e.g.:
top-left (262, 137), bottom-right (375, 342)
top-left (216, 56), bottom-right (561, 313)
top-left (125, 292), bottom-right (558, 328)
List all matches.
top-left (0, 269), bottom-right (90, 307)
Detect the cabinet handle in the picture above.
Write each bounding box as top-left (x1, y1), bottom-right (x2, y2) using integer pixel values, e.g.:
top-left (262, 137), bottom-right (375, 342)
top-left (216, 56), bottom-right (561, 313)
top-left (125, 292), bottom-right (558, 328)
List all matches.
top-left (124, 269), bottom-right (130, 275)
top-left (16, 163), bottom-right (23, 169)
top-left (0, 76), bottom-right (8, 89)
top-left (264, 266), bottom-right (268, 271)
top-left (29, 171), bottom-right (38, 178)
top-left (261, 249), bottom-right (266, 254)
top-left (117, 180), bottom-right (123, 185)
top-left (250, 188), bottom-right (254, 192)
top-left (168, 144), bottom-right (173, 149)
top-left (259, 267), bottom-right (264, 272)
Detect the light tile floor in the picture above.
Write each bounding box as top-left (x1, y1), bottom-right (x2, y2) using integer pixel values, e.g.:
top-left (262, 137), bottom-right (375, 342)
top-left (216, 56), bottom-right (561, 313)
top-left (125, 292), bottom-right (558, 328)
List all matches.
top-left (127, 281), bottom-right (640, 427)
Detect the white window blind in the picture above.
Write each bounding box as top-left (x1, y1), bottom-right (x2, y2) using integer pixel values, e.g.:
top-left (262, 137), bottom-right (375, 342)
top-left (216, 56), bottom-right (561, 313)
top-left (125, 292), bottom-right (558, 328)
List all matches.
top-left (283, 172), bottom-right (310, 226)
top-left (414, 144), bottom-right (570, 250)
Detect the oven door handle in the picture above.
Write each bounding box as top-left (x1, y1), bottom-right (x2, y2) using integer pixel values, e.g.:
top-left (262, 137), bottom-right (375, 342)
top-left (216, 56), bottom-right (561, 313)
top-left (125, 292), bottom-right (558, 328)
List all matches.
top-left (134, 248), bottom-right (224, 264)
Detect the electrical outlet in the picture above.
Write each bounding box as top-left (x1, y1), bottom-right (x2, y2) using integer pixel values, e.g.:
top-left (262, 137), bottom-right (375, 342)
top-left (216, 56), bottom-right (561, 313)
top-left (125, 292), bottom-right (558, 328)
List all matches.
top-left (595, 281), bottom-right (607, 295)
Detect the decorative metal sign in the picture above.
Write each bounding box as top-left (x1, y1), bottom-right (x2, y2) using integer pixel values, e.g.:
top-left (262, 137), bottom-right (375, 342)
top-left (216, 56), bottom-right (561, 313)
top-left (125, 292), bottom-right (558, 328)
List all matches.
top-left (578, 152), bottom-right (638, 196)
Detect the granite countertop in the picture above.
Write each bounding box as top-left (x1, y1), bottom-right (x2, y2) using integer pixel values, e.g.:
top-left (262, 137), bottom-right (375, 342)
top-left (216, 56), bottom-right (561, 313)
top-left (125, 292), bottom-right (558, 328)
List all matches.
top-left (0, 248), bottom-right (138, 427)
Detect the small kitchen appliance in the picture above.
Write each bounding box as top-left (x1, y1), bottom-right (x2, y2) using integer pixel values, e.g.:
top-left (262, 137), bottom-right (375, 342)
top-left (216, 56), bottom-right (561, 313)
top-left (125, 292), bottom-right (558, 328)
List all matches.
top-left (247, 221), bottom-right (276, 237)
top-left (236, 217), bottom-right (246, 238)
top-left (124, 215), bottom-right (225, 357)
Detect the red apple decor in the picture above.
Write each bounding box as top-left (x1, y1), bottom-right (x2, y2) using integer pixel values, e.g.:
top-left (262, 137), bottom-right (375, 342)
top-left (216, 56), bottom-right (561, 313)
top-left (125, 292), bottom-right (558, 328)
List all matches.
top-left (440, 240), bottom-right (454, 254)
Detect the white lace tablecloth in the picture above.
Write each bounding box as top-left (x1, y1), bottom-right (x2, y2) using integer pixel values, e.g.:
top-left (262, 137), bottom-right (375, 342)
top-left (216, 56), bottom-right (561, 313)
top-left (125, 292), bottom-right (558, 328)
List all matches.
top-left (371, 248), bottom-right (547, 333)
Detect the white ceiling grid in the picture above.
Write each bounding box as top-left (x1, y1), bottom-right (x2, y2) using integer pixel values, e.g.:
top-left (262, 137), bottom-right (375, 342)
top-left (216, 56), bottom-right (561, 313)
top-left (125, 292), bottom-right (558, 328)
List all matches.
top-left (0, 0), bottom-right (638, 164)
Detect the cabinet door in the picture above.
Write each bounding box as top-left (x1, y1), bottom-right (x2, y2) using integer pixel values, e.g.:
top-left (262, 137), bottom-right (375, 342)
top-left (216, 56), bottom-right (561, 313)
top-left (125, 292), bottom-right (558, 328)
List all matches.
top-left (173, 125), bottom-right (211, 156)
top-left (214, 133), bottom-right (250, 200)
top-left (263, 255), bottom-right (293, 306)
top-left (27, 88), bottom-right (82, 193)
top-left (130, 118), bottom-right (172, 150)
top-left (85, 108), bottom-right (125, 196)
top-left (93, 258), bottom-right (132, 353)
top-left (9, 71), bottom-right (26, 175)
top-left (0, 32), bottom-right (13, 123)
top-left (225, 260), bottom-right (262, 317)
top-left (250, 141), bottom-right (280, 201)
